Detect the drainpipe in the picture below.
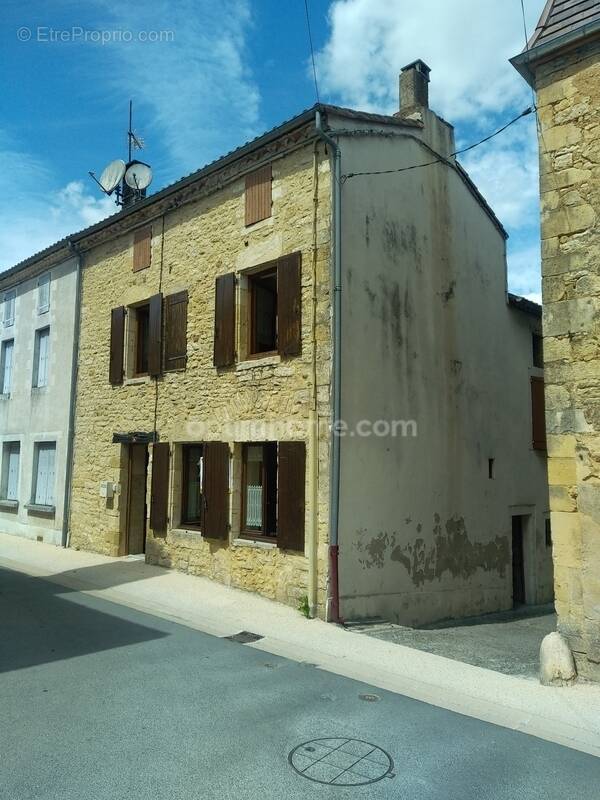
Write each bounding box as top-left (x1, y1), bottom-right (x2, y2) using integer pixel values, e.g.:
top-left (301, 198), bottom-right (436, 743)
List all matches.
top-left (61, 240), bottom-right (82, 548)
top-left (315, 109), bottom-right (342, 624)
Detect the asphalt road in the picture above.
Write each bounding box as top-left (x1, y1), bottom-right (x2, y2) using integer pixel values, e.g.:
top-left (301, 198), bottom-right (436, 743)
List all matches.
top-left (1, 567), bottom-right (598, 799)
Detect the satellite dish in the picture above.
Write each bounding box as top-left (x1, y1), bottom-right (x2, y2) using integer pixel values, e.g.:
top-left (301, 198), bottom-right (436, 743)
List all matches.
top-left (98, 159), bottom-right (126, 194)
top-left (124, 161), bottom-right (153, 190)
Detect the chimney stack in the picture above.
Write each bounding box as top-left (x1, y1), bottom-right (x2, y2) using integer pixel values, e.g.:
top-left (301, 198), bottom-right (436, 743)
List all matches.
top-left (398, 59), bottom-right (431, 117)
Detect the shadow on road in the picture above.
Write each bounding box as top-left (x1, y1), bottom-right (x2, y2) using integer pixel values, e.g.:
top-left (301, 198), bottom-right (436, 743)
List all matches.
top-left (0, 566), bottom-right (168, 674)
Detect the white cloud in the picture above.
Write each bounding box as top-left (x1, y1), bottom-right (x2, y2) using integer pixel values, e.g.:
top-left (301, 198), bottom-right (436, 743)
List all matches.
top-left (316, 0), bottom-right (545, 123)
top-left (507, 242), bottom-right (542, 302)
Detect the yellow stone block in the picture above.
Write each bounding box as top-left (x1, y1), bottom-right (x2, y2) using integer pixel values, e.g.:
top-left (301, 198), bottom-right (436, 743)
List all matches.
top-left (547, 456), bottom-right (577, 486)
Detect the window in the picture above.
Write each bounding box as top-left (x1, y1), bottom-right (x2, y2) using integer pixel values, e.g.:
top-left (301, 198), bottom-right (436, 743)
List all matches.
top-left (3, 289), bottom-right (15, 327)
top-left (545, 517), bottom-right (552, 548)
top-left (488, 458), bottom-right (495, 479)
top-left (133, 227), bottom-right (152, 272)
top-left (1, 442), bottom-right (20, 502)
top-left (134, 304), bottom-right (150, 376)
top-left (531, 376), bottom-right (547, 450)
top-left (242, 443), bottom-right (278, 538)
top-left (33, 327), bottom-right (50, 388)
top-left (0, 339), bottom-right (14, 394)
top-left (37, 273), bottom-right (50, 314)
top-left (249, 267), bottom-right (278, 355)
top-left (245, 165), bottom-right (272, 226)
top-left (32, 442), bottom-right (56, 507)
top-left (532, 333), bottom-right (543, 368)
top-left (181, 444), bottom-right (203, 528)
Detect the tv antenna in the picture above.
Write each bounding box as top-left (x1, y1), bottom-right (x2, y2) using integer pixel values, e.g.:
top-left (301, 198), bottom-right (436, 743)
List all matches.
top-left (89, 100), bottom-right (153, 207)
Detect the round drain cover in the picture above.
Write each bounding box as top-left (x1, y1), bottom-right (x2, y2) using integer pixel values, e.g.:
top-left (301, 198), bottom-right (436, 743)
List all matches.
top-left (289, 738), bottom-right (394, 786)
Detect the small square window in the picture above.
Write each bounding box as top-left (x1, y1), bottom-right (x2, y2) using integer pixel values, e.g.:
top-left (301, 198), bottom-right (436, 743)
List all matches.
top-left (37, 273), bottom-right (51, 314)
top-left (242, 442), bottom-right (277, 538)
top-left (33, 327), bottom-right (50, 388)
top-left (181, 444), bottom-right (203, 528)
top-left (3, 290), bottom-right (16, 328)
top-left (248, 268), bottom-right (277, 356)
top-left (1, 441), bottom-right (20, 502)
top-left (1, 339), bottom-right (14, 395)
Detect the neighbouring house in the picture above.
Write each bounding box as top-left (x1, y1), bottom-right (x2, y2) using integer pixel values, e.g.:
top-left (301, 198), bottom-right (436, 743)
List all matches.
top-left (511, 0), bottom-right (600, 680)
top-left (1, 62), bottom-right (552, 625)
top-left (0, 254), bottom-right (80, 544)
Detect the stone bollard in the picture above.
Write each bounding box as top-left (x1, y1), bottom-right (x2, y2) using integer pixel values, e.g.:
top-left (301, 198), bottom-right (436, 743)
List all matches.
top-left (540, 631), bottom-right (577, 686)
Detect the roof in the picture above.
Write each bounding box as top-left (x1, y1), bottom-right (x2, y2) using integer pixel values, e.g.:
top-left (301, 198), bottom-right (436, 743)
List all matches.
top-left (0, 100), bottom-right (506, 284)
top-left (529, 0), bottom-right (600, 48)
top-left (508, 292), bottom-right (542, 318)
top-left (511, 0), bottom-right (600, 83)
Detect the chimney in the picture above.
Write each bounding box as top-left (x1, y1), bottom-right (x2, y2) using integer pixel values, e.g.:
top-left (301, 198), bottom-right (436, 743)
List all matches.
top-left (398, 59), bottom-right (431, 116)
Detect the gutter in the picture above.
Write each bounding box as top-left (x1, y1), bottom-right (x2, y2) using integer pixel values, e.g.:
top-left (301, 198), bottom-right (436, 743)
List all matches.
top-left (315, 109), bottom-right (342, 624)
top-left (510, 19), bottom-right (600, 85)
top-left (61, 241), bottom-right (83, 548)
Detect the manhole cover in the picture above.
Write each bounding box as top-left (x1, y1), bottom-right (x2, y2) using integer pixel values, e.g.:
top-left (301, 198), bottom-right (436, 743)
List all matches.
top-left (223, 631), bottom-right (263, 644)
top-left (359, 693), bottom-right (380, 702)
top-left (289, 738), bottom-right (394, 786)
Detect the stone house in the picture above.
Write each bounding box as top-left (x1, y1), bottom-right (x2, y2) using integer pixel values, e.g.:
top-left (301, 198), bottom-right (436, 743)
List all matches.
top-left (512, 0), bottom-right (600, 680)
top-left (0, 253), bottom-right (79, 545)
top-left (1, 63), bottom-right (552, 625)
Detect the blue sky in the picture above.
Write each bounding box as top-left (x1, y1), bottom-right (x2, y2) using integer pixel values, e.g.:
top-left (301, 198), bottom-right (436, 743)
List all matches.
top-left (1, 0), bottom-right (546, 298)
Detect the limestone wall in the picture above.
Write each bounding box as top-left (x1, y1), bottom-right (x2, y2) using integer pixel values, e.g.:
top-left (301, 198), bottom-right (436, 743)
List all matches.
top-left (536, 38), bottom-right (600, 679)
top-left (69, 141), bottom-right (333, 615)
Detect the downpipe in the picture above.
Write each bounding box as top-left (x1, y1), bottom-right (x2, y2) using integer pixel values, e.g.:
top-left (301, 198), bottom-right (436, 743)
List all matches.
top-left (315, 109), bottom-right (342, 624)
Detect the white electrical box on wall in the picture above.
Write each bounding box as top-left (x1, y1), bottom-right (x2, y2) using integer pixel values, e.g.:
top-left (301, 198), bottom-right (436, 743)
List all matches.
top-left (100, 481), bottom-right (114, 499)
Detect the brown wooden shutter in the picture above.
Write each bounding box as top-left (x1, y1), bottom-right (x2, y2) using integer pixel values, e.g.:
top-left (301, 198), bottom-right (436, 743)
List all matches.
top-left (277, 441), bottom-right (306, 551)
top-left (202, 442), bottom-right (230, 540)
top-left (277, 252), bottom-right (302, 357)
top-left (245, 165), bottom-right (272, 226)
top-left (150, 442), bottom-right (170, 533)
top-left (531, 376), bottom-right (547, 451)
top-left (148, 293), bottom-right (163, 377)
top-left (109, 306), bottom-right (125, 385)
top-left (133, 227), bottom-right (152, 272)
top-left (164, 290), bottom-right (188, 371)
top-left (213, 273), bottom-right (236, 367)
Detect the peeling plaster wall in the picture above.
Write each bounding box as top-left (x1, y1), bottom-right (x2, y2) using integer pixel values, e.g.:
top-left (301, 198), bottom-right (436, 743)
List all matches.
top-left (335, 116), bottom-right (552, 626)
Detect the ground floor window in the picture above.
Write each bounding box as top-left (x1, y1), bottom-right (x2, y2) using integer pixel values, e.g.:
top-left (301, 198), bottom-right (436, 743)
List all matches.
top-left (1, 441), bottom-right (20, 501)
top-left (242, 442), bottom-right (277, 539)
top-left (182, 444), bottom-right (203, 528)
top-left (32, 441), bottom-right (56, 507)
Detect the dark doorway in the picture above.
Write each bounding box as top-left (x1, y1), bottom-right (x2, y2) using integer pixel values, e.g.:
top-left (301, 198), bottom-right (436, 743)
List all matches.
top-left (511, 515), bottom-right (526, 607)
top-left (125, 443), bottom-right (149, 555)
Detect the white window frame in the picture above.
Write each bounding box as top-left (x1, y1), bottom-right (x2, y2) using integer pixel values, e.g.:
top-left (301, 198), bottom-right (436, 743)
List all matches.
top-left (1, 441), bottom-right (20, 502)
top-left (3, 289), bottom-right (16, 328)
top-left (0, 339), bottom-right (14, 395)
top-left (33, 326), bottom-right (50, 388)
top-left (37, 273), bottom-right (51, 314)
top-left (32, 441), bottom-right (56, 507)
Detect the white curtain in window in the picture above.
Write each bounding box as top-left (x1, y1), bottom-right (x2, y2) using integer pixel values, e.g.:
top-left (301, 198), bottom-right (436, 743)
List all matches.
top-left (34, 443), bottom-right (55, 506)
top-left (246, 485), bottom-right (262, 527)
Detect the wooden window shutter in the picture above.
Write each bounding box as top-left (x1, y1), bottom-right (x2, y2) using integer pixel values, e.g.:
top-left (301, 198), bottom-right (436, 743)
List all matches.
top-left (150, 442), bottom-right (170, 533)
top-left (277, 252), bottom-right (302, 357)
top-left (277, 442), bottom-right (306, 552)
top-left (148, 293), bottom-right (163, 377)
top-left (531, 376), bottom-right (547, 451)
top-left (213, 273), bottom-right (236, 367)
top-left (164, 290), bottom-right (188, 371)
top-left (109, 306), bottom-right (125, 385)
top-left (202, 442), bottom-right (230, 540)
top-left (133, 227), bottom-right (152, 272)
top-left (245, 165), bottom-right (272, 226)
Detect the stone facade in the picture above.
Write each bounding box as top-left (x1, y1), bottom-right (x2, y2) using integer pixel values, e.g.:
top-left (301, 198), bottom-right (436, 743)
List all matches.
top-left (534, 37), bottom-right (600, 680)
top-left (69, 140), bottom-right (333, 616)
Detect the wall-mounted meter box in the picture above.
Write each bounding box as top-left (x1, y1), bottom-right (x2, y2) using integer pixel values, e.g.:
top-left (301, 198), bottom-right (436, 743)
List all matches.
top-left (100, 481), bottom-right (114, 499)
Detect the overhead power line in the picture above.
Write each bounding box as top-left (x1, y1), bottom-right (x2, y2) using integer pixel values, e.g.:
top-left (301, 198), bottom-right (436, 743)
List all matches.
top-left (304, 0), bottom-right (321, 105)
top-left (341, 106), bottom-right (535, 181)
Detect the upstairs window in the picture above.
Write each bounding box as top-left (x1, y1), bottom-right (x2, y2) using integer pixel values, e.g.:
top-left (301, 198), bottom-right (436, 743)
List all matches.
top-left (249, 267), bottom-right (277, 355)
top-left (134, 303), bottom-right (151, 376)
top-left (37, 273), bottom-right (51, 314)
top-left (1, 442), bottom-right (20, 502)
top-left (245, 165), bottom-right (272, 226)
top-left (181, 444), bottom-right (203, 528)
top-left (133, 227), bottom-right (152, 272)
top-left (531, 376), bottom-right (547, 451)
top-left (532, 333), bottom-right (543, 368)
top-left (0, 339), bottom-right (14, 395)
top-left (33, 327), bottom-right (50, 388)
top-left (3, 290), bottom-right (15, 328)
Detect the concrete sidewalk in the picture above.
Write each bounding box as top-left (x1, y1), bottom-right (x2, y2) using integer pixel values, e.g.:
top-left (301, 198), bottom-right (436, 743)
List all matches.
top-left (1, 532), bottom-right (599, 759)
